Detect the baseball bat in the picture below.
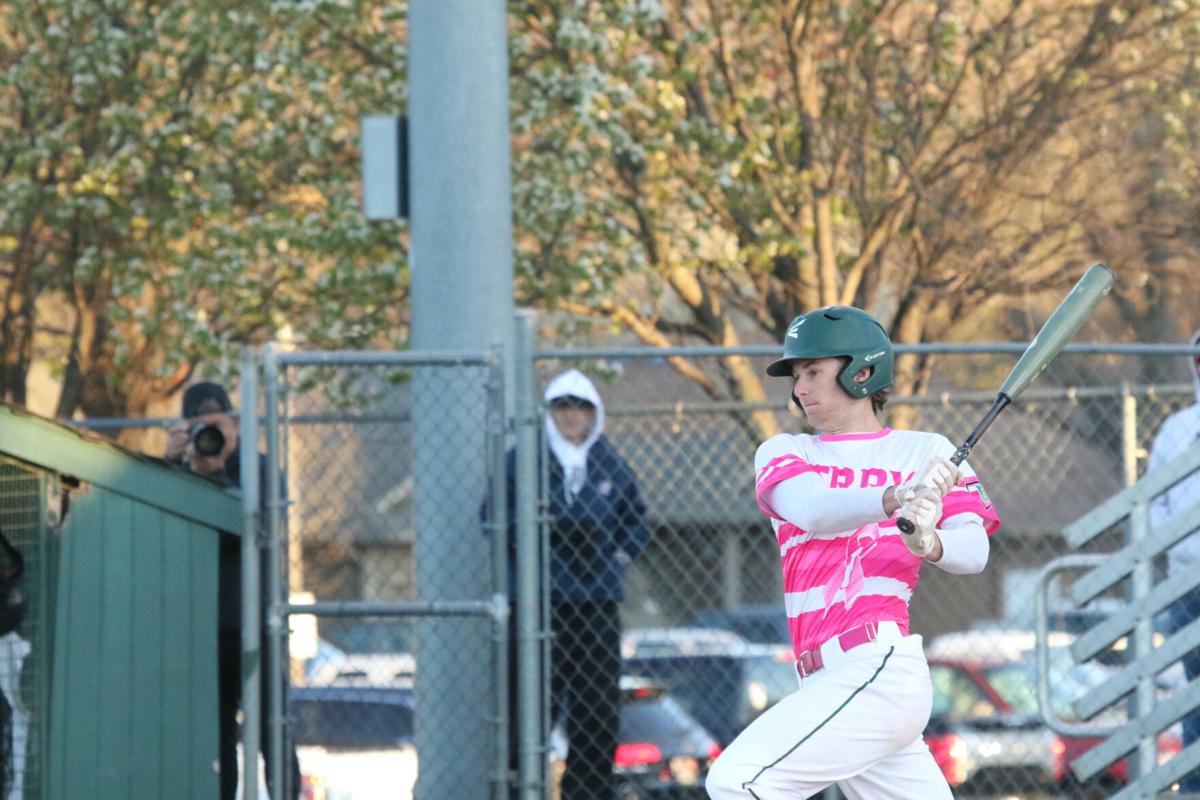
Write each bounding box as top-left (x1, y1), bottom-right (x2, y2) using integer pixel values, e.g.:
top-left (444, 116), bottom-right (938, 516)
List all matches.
top-left (897, 263), bottom-right (1116, 534)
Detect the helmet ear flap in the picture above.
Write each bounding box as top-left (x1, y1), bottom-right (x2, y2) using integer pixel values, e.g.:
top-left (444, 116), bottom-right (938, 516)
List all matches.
top-left (837, 362), bottom-right (876, 398)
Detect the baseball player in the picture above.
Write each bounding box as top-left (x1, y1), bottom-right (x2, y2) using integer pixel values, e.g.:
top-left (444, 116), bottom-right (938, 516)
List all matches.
top-left (706, 306), bottom-right (1001, 800)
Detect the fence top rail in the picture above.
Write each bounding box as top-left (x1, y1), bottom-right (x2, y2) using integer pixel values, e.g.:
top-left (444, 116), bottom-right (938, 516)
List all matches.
top-left (269, 349), bottom-right (496, 368)
top-left (535, 342), bottom-right (1200, 360)
top-left (64, 383), bottom-right (1196, 430)
top-left (602, 383), bottom-right (1197, 417)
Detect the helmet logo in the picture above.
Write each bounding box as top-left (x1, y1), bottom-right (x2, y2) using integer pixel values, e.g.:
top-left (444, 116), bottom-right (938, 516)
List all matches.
top-left (864, 350), bottom-right (885, 362)
top-left (786, 318), bottom-right (807, 338)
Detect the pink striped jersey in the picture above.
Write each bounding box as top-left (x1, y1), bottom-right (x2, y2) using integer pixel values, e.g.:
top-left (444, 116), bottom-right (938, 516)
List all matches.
top-left (754, 427), bottom-right (1001, 658)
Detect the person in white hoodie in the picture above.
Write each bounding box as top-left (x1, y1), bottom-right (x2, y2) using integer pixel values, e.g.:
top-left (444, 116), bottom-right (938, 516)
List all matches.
top-left (501, 368), bottom-right (650, 800)
top-left (1154, 328), bottom-right (1200, 792)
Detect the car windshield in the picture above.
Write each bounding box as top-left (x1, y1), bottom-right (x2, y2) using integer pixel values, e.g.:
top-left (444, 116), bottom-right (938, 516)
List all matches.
top-left (981, 655), bottom-right (1111, 720)
top-left (930, 664), bottom-right (999, 721)
top-left (743, 655), bottom-right (797, 710)
top-left (981, 662), bottom-right (1041, 716)
top-left (624, 652), bottom-right (796, 746)
top-left (619, 695), bottom-right (703, 743)
top-left (690, 608), bottom-right (791, 645)
top-left (323, 620), bottom-right (412, 654)
top-left (292, 694), bottom-right (414, 748)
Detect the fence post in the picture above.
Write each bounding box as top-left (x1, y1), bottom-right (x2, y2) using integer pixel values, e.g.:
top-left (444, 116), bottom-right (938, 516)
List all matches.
top-left (488, 346), bottom-right (512, 800)
top-left (1122, 383), bottom-right (1139, 487)
top-left (240, 347), bottom-right (261, 800)
top-left (514, 310), bottom-right (546, 800)
top-left (262, 341), bottom-right (288, 799)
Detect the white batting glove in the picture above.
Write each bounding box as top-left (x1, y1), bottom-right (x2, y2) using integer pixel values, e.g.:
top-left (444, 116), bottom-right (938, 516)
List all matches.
top-left (894, 458), bottom-right (962, 505)
top-left (919, 458), bottom-right (962, 498)
top-left (891, 479), bottom-right (922, 507)
top-left (896, 487), bottom-right (942, 558)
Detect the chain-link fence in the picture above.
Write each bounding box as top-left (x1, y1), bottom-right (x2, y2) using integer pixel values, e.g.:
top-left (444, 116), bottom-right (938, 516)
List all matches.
top-left (263, 348), bottom-right (510, 800)
top-left (261, 341), bottom-right (1196, 800)
top-left (74, 340), bottom-right (1199, 800)
top-left (520, 342), bottom-right (1198, 800)
top-left (0, 463), bottom-right (49, 800)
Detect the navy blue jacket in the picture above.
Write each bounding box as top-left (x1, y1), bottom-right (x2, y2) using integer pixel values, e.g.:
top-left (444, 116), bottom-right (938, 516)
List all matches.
top-left (503, 435), bottom-right (650, 603)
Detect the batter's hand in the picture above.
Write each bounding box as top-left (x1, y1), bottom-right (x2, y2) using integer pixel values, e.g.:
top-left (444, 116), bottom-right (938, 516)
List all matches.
top-left (918, 458), bottom-right (962, 497)
top-left (896, 487), bottom-right (941, 558)
top-left (894, 458), bottom-right (961, 505)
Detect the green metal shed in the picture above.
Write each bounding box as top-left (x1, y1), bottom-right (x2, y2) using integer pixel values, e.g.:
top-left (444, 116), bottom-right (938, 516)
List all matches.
top-left (0, 403), bottom-right (242, 799)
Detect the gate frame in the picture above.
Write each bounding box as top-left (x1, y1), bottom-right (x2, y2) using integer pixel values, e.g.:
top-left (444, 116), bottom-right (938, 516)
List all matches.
top-left (245, 345), bottom-right (512, 800)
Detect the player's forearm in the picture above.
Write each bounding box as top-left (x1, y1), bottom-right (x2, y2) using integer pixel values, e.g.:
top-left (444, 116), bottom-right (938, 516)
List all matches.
top-left (765, 473), bottom-right (890, 534)
top-left (881, 485), bottom-right (904, 517)
top-left (928, 521), bottom-right (989, 574)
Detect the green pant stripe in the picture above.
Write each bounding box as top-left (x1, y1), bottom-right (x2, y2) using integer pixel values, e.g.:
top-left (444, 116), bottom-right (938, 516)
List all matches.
top-left (741, 645), bottom-right (895, 795)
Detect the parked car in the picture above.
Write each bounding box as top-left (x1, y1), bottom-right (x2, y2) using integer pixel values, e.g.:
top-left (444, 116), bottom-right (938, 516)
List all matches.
top-left (290, 684), bottom-right (417, 800)
top-left (292, 676), bottom-right (717, 800)
top-left (621, 626), bottom-right (751, 659)
top-left (622, 628), bottom-right (796, 747)
top-left (321, 619), bottom-right (413, 654)
top-left (684, 604), bottom-right (792, 647)
top-left (309, 620), bottom-right (416, 686)
top-left (304, 638), bottom-right (415, 687)
top-left (924, 635), bottom-right (1181, 794)
top-left (1014, 649), bottom-right (1182, 786)
top-left (552, 676), bottom-right (722, 800)
top-left (925, 655), bottom-right (1063, 793)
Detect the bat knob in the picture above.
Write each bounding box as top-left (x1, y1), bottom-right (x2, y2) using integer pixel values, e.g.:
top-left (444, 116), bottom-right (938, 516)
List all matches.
top-left (897, 517), bottom-right (915, 534)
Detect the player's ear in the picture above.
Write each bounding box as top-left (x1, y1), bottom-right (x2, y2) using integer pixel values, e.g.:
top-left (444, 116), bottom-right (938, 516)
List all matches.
top-left (852, 366), bottom-right (873, 384)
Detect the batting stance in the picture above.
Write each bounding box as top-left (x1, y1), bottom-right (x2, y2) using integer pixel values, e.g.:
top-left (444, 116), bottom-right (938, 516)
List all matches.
top-left (706, 306), bottom-right (1001, 800)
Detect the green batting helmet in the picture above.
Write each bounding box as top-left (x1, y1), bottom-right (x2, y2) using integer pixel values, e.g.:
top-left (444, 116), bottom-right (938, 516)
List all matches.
top-left (765, 306), bottom-right (894, 398)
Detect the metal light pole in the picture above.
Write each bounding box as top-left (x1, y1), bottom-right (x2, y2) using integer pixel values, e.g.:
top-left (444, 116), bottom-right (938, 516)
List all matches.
top-left (409, 3), bottom-right (514, 799)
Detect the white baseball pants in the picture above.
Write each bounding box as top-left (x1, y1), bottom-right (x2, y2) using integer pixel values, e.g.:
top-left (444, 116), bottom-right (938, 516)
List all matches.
top-left (705, 628), bottom-right (951, 800)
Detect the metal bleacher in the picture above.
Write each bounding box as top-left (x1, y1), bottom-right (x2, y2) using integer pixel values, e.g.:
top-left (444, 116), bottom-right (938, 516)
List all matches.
top-left (1037, 442), bottom-right (1200, 799)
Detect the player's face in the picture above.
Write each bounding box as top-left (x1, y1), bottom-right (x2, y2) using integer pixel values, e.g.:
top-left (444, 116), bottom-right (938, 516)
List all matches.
top-left (790, 358), bottom-right (856, 432)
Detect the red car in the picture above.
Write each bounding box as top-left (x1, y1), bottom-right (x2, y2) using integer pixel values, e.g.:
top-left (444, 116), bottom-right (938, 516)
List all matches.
top-left (924, 652), bottom-right (1181, 792)
top-left (925, 656), bottom-right (1063, 792)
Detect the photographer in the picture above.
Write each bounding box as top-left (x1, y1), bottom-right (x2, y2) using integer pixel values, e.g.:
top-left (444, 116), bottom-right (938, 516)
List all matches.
top-left (166, 381), bottom-right (297, 800)
top-left (165, 381), bottom-right (240, 484)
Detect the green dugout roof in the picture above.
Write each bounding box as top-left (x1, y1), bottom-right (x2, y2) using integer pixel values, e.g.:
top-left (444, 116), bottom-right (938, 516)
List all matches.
top-left (0, 403), bottom-right (242, 533)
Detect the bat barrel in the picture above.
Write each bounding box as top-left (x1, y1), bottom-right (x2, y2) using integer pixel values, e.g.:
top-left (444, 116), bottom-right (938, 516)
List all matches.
top-left (998, 264), bottom-right (1114, 400)
top-left (895, 264), bottom-right (1114, 539)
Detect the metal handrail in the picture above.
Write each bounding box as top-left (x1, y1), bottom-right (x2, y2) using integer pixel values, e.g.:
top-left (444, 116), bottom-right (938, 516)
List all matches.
top-left (1034, 554), bottom-right (1114, 738)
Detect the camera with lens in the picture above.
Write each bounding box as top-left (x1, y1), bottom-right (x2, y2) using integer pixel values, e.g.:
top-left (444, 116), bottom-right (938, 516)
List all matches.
top-left (187, 422), bottom-right (226, 458)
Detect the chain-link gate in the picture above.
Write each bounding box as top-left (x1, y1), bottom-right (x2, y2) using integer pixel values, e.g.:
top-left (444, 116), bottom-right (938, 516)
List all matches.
top-left (252, 346), bottom-right (510, 800)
